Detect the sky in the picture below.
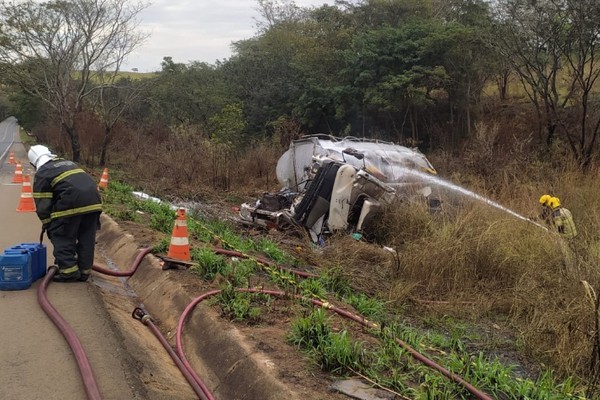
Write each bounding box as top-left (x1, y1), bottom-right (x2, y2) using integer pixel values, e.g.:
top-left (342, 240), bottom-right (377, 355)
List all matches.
top-left (123, 0), bottom-right (334, 72)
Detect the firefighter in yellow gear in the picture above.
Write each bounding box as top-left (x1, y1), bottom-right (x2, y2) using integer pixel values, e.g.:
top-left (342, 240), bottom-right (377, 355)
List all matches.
top-left (539, 195), bottom-right (577, 239)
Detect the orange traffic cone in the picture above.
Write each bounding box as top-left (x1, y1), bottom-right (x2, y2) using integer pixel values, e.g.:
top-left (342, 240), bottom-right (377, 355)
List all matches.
top-left (167, 207), bottom-right (191, 262)
top-left (98, 167), bottom-right (109, 190)
top-left (16, 175), bottom-right (36, 212)
top-left (8, 151), bottom-right (15, 165)
top-left (11, 161), bottom-right (23, 184)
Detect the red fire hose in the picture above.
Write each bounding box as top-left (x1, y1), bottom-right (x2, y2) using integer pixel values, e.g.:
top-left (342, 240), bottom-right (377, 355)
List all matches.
top-left (40, 244), bottom-right (493, 400)
top-left (176, 287), bottom-right (494, 400)
top-left (37, 266), bottom-right (103, 400)
top-left (91, 247), bottom-right (152, 276)
top-left (38, 248), bottom-right (215, 400)
top-left (132, 307), bottom-right (210, 400)
top-left (92, 247), bottom-right (215, 399)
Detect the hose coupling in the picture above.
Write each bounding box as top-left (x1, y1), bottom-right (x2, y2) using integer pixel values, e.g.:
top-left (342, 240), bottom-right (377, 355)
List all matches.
top-left (132, 307), bottom-right (154, 325)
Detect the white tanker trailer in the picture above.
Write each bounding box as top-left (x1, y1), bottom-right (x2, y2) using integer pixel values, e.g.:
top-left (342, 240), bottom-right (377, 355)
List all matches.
top-left (239, 135), bottom-right (439, 242)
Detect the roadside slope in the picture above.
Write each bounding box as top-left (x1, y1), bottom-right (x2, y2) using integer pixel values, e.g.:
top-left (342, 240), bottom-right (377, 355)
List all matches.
top-left (97, 214), bottom-right (311, 400)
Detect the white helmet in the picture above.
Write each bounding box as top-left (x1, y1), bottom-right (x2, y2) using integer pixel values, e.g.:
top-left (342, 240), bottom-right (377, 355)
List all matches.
top-left (28, 145), bottom-right (56, 169)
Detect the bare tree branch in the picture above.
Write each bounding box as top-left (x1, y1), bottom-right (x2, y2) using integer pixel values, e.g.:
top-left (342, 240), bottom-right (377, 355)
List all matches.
top-left (0, 0), bottom-right (148, 162)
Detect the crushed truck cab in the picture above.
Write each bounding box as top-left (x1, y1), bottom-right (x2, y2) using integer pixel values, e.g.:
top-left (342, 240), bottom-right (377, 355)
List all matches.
top-left (239, 135), bottom-right (438, 242)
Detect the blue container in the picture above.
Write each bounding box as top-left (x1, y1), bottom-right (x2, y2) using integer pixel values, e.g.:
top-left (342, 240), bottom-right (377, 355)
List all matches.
top-left (0, 249), bottom-right (32, 290)
top-left (12, 243), bottom-right (47, 282)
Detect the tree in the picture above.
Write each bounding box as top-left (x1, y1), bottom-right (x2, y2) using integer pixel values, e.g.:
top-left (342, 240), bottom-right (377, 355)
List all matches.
top-left (492, 0), bottom-right (568, 145)
top-left (430, 0), bottom-right (495, 139)
top-left (89, 76), bottom-right (147, 166)
top-left (225, 26), bottom-right (307, 138)
top-left (254, 0), bottom-right (306, 31)
top-left (208, 103), bottom-right (246, 190)
top-left (340, 23), bottom-right (452, 142)
top-left (493, 0), bottom-right (600, 169)
top-left (225, 0), bottom-right (496, 146)
top-left (290, 4), bottom-right (356, 133)
top-left (150, 57), bottom-right (234, 133)
top-left (0, 0), bottom-right (147, 162)
top-left (559, 0), bottom-right (600, 169)
top-left (6, 88), bottom-right (46, 131)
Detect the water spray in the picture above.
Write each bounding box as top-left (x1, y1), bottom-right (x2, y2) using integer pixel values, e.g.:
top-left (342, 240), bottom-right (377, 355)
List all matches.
top-left (392, 167), bottom-right (548, 231)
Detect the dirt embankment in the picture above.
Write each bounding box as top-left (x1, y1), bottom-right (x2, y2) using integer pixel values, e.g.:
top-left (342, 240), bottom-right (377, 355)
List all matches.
top-left (97, 214), bottom-right (352, 400)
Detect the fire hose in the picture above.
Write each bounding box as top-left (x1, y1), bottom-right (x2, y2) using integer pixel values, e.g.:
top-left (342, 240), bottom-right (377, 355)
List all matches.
top-left (40, 244), bottom-right (493, 400)
top-left (37, 266), bottom-right (103, 400)
top-left (175, 287), bottom-right (494, 400)
top-left (38, 248), bottom-right (215, 400)
top-left (92, 247), bottom-right (215, 399)
top-left (209, 248), bottom-right (492, 398)
top-left (132, 307), bottom-right (210, 400)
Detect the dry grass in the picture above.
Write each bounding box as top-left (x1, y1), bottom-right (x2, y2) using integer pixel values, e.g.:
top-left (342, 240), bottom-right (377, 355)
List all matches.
top-left (319, 235), bottom-right (396, 297)
top-left (363, 161), bottom-right (600, 382)
top-left (108, 126), bottom-right (284, 200)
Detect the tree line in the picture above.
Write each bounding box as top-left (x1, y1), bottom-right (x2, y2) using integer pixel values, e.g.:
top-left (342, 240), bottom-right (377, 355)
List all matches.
top-left (0, 0), bottom-right (599, 170)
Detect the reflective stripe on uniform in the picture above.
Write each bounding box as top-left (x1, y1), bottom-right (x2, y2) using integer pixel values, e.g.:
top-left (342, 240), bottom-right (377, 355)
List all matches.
top-left (33, 192), bottom-right (53, 199)
top-left (50, 204), bottom-right (102, 219)
top-left (51, 169), bottom-right (86, 188)
top-left (60, 265), bottom-right (79, 275)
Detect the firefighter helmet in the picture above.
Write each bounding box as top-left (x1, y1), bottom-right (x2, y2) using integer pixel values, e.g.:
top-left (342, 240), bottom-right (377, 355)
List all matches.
top-left (539, 194), bottom-right (552, 206)
top-left (548, 197), bottom-right (561, 209)
top-left (28, 145), bottom-right (55, 169)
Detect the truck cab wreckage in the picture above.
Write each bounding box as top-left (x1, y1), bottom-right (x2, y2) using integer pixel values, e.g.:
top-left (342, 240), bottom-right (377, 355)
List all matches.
top-left (239, 135), bottom-right (439, 242)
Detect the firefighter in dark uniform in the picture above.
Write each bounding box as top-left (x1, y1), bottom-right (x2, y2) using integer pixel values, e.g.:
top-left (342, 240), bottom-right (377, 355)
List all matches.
top-left (28, 145), bottom-right (103, 282)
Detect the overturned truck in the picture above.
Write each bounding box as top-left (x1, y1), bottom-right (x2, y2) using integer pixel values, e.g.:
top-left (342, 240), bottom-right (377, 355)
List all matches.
top-left (240, 135), bottom-right (438, 242)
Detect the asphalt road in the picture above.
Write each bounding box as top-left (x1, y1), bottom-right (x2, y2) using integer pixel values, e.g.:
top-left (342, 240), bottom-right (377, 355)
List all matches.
top-left (0, 116), bottom-right (18, 163)
top-left (0, 122), bottom-right (147, 400)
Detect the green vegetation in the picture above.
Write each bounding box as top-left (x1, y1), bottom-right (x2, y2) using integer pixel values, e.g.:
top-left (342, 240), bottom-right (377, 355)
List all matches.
top-left (189, 249), bottom-right (229, 281)
top-left (289, 310), bottom-right (587, 399)
top-left (189, 248), bottom-right (256, 287)
top-left (343, 293), bottom-right (387, 322)
top-left (101, 181), bottom-right (175, 231)
top-left (216, 284), bottom-right (268, 323)
top-left (18, 126), bottom-right (36, 146)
